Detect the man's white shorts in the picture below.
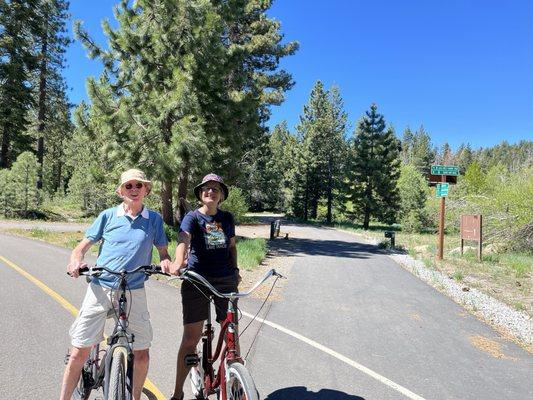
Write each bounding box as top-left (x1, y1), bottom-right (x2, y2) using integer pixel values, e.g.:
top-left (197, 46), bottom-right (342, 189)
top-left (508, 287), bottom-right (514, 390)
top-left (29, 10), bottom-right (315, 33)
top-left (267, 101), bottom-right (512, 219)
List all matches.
top-left (69, 283), bottom-right (152, 350)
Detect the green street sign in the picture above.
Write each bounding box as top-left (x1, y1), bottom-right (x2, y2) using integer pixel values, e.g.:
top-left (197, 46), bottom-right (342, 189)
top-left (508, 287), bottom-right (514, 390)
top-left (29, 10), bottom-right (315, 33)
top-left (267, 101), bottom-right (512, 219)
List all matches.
top-left (436, 183), bottom-right (449, 197)
top-left (431, 165), bottom-right (460, 176)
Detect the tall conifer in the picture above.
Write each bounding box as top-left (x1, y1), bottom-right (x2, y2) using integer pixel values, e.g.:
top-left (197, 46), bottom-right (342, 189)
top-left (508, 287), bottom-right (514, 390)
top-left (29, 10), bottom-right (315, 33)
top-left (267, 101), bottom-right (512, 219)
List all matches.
top-left (348, 104), bottom-right (401, 229)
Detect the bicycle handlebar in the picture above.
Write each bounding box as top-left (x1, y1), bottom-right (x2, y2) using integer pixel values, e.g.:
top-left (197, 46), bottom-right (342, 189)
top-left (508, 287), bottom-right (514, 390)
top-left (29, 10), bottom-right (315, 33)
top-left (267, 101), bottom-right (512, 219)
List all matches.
top-left (68, 264), bottom-right (169, 277)
top-left (169, 268), bottom-right (284, 299)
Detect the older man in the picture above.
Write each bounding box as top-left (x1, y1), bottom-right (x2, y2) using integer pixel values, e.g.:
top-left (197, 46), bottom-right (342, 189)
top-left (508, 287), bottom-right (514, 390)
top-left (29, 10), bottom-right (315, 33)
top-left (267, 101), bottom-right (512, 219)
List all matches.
top-left (60, 168), bottom-right (171, 400)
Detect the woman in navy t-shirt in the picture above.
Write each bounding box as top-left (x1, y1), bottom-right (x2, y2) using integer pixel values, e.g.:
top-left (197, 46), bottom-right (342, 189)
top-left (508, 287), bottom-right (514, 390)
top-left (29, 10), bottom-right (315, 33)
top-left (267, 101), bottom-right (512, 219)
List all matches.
top-left (168, 173), bottom-right (240, 400)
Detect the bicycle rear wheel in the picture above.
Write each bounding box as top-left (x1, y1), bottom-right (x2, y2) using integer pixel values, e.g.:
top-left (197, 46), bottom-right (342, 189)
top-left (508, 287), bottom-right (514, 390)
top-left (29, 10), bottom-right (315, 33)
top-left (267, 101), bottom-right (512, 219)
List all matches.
top-left (108, 348), bottom-right (128, 400)
top-left (226, 363), bottom-right (259, 400)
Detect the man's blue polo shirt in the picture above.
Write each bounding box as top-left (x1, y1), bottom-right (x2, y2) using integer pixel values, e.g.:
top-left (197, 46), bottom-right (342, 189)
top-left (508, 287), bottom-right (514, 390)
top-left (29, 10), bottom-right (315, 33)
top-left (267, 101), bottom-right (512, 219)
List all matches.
top-left (85, 205), bottom-right (168, 289)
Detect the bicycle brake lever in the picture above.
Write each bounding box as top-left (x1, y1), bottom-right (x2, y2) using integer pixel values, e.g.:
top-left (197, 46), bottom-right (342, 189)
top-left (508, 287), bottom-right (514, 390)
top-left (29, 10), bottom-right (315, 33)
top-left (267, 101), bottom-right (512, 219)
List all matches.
top-left (273, 269), bottom-right (286, 279)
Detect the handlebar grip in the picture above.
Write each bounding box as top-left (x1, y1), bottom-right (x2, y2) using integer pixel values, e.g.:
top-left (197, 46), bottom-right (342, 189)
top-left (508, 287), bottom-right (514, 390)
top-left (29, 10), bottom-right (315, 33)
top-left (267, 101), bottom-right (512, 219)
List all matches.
top-left (67, 266), bottom-right (89, 276)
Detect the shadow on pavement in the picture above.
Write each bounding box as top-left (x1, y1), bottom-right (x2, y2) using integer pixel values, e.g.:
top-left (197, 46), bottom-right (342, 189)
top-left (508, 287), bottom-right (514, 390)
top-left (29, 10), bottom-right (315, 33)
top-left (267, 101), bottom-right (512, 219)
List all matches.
top-left (268, 237), bottom-right (384, 260)
top-left (265, 386), bottom-right (365, 400)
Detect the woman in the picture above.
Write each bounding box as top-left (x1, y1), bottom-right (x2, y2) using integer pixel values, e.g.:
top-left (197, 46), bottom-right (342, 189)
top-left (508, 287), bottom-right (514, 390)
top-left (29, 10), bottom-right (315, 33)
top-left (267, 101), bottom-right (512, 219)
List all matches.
top-left (60, 168), bottom-right (171, 400)
top-left (168, 173), bottom-right (240, 400)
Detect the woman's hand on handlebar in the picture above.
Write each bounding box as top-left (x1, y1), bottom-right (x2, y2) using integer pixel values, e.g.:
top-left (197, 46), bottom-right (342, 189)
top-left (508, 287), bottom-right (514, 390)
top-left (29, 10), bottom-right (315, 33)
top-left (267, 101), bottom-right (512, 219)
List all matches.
top-left (67, 260), bottom-right (87, 278)
top-left (159, 258), bottom-right (173, 275)
top-left (161, 259), bottom-right (186, 276)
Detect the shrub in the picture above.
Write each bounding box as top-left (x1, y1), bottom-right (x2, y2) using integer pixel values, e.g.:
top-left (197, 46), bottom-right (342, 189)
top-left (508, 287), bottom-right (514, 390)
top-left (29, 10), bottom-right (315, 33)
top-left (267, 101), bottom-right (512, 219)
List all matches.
top-left (401, 210), bottom-right (424, 233)
top-left (220, 186), bottom-right (248, 223)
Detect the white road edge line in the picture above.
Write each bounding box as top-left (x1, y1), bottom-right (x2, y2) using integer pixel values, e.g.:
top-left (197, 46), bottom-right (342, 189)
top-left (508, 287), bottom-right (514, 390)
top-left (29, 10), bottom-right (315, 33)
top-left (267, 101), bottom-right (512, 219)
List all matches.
top-left (241, 310), bottom-right (426, 400)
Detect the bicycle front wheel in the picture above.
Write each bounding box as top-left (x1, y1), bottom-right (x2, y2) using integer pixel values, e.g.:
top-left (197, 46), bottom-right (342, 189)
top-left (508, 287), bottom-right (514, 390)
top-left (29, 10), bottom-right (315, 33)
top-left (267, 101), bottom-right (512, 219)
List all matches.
top-left (226, 363), bottom-right (259, 400)
top-left (108, 348), bottom-right (127, 400)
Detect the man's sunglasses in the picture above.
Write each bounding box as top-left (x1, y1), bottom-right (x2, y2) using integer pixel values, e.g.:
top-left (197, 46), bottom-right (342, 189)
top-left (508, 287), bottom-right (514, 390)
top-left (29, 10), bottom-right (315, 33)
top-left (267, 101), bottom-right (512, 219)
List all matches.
top-left (124, 182), bottom-right (144, 190)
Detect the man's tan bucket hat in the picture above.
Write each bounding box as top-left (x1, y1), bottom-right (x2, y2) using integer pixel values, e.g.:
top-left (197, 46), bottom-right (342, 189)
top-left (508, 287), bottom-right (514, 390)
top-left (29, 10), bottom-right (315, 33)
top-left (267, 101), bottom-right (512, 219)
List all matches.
top-left (117, 168), bottom-right (152, 194)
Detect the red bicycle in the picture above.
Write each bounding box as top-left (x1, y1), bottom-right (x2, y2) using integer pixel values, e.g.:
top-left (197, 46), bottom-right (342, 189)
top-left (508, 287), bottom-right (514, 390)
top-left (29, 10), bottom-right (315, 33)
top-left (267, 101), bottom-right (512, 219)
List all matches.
top-left (171, 268), bottom-right (283, 400)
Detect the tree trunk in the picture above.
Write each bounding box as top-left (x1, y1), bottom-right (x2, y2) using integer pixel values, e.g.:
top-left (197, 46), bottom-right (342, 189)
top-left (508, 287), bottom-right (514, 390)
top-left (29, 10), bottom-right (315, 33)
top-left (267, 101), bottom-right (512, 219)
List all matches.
top-left (36, 19), bottom-right (48, 190)
top-left (175, 155), bottom-right (190, 226)
top-left (303, 172), bottom-right (309, 221)
top-left (0, 123), bottom-right (10, 168)
top-left (160, 180), bottom-right (174, 226)
top-left (363, 183), bottom-right (372, 230)
top-left (326, 159), bottom-right (333, 224)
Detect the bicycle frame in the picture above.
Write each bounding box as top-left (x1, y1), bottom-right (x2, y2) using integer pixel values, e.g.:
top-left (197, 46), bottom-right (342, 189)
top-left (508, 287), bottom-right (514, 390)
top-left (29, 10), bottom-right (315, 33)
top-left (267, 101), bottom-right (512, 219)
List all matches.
top-left (178, 268), bottom-right (282, 400)
top-left (72, 265), bottom-right (164, 400)
top-left (200, 295), bottom-right (241, 399)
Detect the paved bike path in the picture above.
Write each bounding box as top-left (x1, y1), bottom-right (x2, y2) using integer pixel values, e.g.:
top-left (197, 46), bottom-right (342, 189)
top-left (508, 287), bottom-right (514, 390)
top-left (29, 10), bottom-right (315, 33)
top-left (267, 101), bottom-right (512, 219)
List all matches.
top-left (1, 227), bottom-right (532, 400)
top-left (245, 224), bottom-right (532, 400)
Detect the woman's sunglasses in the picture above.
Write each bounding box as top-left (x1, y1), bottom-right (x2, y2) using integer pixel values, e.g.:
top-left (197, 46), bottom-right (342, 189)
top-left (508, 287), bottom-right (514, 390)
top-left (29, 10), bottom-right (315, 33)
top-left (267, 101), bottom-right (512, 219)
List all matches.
top-left (124, 182), bottom-right (144, 190)
top-left (201, 186), bottom-right (220, 193)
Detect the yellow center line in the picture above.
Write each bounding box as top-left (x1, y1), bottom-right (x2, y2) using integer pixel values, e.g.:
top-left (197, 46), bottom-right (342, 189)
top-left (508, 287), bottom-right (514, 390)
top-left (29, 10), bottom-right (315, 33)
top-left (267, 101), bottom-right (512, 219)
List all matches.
top-left (0, 254), bottom-right (165, 400)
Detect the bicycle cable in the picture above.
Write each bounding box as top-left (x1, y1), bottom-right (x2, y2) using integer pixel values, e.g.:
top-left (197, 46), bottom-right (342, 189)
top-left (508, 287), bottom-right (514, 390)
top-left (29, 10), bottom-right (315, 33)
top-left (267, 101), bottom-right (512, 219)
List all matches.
top-left (187, 278), bottom-right (225, 320)
top-left (239, 276), bottom-right (280, 361)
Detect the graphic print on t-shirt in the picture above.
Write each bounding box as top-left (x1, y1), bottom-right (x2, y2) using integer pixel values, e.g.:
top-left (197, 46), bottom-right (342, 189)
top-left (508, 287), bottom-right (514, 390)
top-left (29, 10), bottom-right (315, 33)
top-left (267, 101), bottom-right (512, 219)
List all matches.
top-left (204, 221), bottom-right (227, 249)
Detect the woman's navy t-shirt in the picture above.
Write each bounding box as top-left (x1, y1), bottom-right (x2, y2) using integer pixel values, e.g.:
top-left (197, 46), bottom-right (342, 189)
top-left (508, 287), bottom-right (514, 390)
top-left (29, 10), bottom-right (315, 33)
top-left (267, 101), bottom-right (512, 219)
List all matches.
top-left (180, 209), bottom-right (236, 277)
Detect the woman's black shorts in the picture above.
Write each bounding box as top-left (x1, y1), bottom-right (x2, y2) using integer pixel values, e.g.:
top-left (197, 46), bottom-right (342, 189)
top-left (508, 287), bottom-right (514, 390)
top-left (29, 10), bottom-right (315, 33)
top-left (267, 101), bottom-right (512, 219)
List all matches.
top-left (180, 270), bottom-right (239, 324)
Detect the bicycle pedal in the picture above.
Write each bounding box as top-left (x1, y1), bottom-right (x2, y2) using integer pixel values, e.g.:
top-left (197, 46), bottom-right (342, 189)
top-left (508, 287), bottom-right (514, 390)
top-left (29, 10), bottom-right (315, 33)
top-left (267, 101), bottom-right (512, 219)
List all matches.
top-left (184, 353), bottom-right (200, 367)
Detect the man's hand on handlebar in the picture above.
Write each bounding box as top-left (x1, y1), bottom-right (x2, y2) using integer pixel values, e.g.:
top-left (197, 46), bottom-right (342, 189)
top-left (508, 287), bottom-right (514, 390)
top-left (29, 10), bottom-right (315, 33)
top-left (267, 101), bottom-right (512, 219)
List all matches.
top-left (67, 260), bottom-right (87, 278)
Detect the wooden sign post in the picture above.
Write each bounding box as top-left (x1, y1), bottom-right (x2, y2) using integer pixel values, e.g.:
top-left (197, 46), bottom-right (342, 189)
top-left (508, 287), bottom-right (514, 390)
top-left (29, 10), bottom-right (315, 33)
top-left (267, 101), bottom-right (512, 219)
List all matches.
top-left (430, 165), bottom-right (460, 260)
top-left (460, 214), bottom-right (483, 261)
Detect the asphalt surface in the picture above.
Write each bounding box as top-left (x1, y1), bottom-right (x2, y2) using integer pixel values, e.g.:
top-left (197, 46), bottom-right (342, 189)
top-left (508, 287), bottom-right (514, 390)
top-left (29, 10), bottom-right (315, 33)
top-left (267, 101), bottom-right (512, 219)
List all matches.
top-left (1, 223), bottom-right (532, 400)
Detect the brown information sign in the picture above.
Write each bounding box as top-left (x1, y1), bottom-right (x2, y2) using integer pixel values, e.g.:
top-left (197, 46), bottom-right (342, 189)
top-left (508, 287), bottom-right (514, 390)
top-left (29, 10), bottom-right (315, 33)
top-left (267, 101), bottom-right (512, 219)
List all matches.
top-left (460, 214), bottom-right (483, 261)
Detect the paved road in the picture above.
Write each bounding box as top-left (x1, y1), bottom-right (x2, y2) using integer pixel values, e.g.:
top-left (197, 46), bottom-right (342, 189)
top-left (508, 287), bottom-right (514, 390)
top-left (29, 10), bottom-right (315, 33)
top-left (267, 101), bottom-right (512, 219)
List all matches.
top-left (1, 224), bottom-right (532, 400)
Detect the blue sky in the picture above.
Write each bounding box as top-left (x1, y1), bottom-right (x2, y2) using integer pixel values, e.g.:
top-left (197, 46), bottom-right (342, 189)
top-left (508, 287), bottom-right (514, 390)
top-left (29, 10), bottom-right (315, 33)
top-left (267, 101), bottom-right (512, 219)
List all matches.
top-left (63, 1), bottom-right (533, 149)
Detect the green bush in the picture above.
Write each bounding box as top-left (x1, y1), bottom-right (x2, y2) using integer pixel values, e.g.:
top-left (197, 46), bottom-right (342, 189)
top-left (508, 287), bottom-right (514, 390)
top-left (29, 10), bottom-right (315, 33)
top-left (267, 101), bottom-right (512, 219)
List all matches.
top-left (164, 224), bottom-right (178, 243)
top-left (220, 186), bottom-right (248, 223)
top-left (401, 210), bottom-right (424, 233)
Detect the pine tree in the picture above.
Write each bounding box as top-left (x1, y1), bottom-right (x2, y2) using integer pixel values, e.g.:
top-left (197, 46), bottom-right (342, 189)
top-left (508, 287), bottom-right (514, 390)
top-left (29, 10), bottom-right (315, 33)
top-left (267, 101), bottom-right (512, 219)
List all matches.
top-left (33, 0), bottom-right (71, 190)
top-left (0, 0), bottom-right (41, 168)
top-left (410, 125), bottom-right (434, 174)
top-left (10, 151), bottom-right (39, 215)
top-left (204, 0), bottom-right (298, 184)
top-left (401, 127), bottom-right (413, 165)
top-left (267, 121), bottom-right (298, 210)
top-left (436, 142), bottom-right (454, 165)
top-left (455, 143), bottom-right (473, 173)
top-left (74, 0), bottom-right (297, 225)
top-left (74, 0), bottom-right (213, 225)
top-left (293, 81), bottom-right (347, 221)
top-left (348, 104), bottom-right (401, 229)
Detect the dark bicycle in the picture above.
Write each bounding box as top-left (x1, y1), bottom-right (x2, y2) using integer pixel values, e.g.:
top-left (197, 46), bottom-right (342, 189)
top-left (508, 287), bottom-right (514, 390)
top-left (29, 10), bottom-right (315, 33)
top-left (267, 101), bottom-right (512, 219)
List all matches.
top-left (68, 264), bottom-right (166, 400)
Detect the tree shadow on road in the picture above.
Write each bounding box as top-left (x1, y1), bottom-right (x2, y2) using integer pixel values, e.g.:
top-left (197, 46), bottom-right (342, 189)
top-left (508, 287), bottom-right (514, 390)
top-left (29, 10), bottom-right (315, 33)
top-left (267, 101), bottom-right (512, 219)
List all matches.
top-left (268, 237), bottom-right (384, 260)
top-left (265, 386), bottom-right (365, 400)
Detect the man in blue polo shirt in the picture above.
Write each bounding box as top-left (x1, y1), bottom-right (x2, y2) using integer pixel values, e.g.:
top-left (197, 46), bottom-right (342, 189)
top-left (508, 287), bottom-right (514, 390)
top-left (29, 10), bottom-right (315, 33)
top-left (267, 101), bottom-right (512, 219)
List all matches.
top-left (60, 169), bottom-right (171, 400)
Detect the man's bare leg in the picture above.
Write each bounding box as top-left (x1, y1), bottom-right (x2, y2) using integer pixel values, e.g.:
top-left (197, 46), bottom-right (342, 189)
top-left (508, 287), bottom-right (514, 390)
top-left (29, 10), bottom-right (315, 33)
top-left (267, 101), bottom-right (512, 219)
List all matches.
top-left (133, 349), bottom-right (149, 400)
top-left (59, 346), bottom-right (91, 400)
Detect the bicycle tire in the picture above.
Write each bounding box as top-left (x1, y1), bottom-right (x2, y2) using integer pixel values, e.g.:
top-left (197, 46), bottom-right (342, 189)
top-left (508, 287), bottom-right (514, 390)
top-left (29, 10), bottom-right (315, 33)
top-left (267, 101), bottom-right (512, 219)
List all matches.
top-left (108, 348), bottom-right (127, 400)
top-left (226, 362), bottom-right (259, 400)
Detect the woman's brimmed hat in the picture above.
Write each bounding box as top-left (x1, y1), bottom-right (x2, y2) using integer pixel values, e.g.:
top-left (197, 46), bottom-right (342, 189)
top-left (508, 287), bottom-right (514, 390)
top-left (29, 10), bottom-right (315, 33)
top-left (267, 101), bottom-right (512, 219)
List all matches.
top-left (194, 173), bottom-right (229, 202)
top-left (117, 168), bottom-right (152, 195)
